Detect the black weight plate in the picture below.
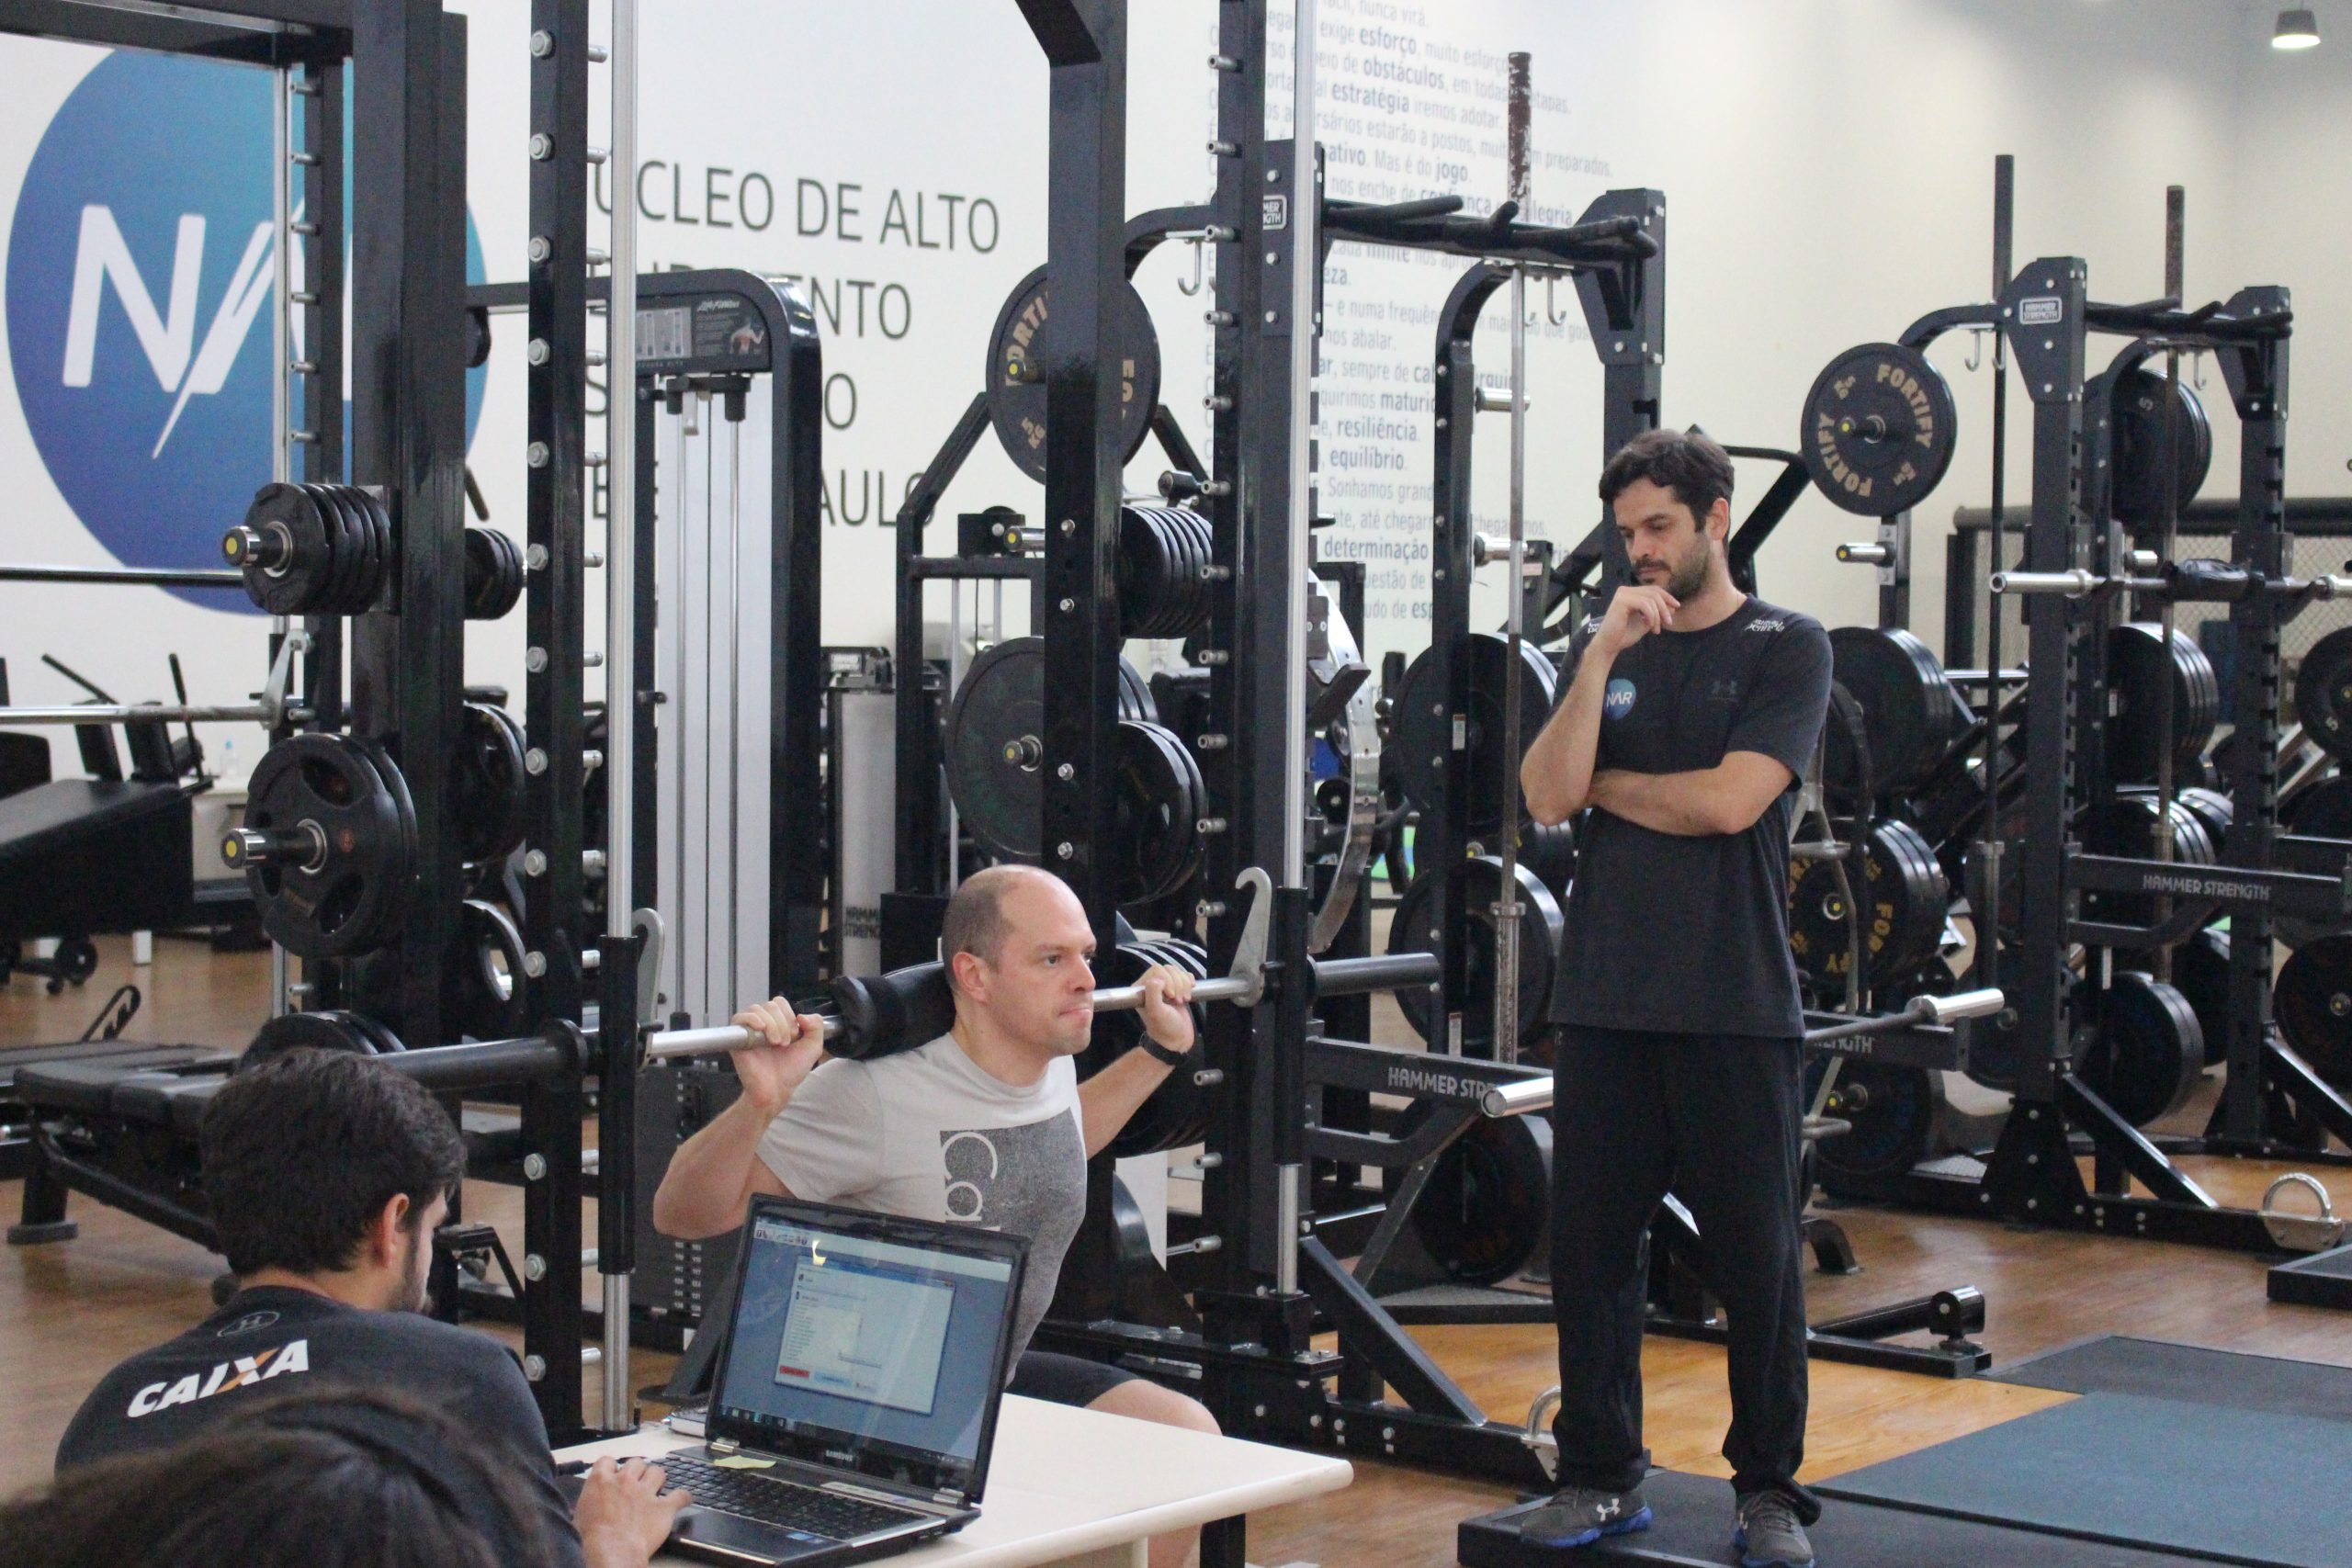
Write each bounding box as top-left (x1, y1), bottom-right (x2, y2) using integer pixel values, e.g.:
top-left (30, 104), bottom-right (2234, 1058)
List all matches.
top-left (1117, 506), bottom-right (1176, 637)
top-left (447, 898), bottom-right (529, 1041)
top-left (359, 488), bottom-right (394, 608)
top-left (1078, 942), bottom-right (1213, 1156)
top-left (2075, 972), bottom-right (2203, 1127)
top-left (944, 637), bottom-right (1046, 863)
top-left (1408, 1114), bottom-right (1553, 1286)
top-left (2076, 793), bottom-right (2215, 935)
top-left (241, 1009), bottom-right (377, 1070)
top-left (1800, 343), bottom-right (1958, 516)
top-left (1822, 626), bottom-right (1962, 796)
top-left (307, 482), bottom-right (372, 616)
top-left (2107, 623), bottom-right (2218, 784)
top-left (2280, 773), bottom-right (2352, 839)
top-left (2174, 786), bottom-right (2233, 854)
top-left (2274, 932), bottom-right (2352, 1091)
top-left (2109, 366), bottom-right (2213, 533)
top-left (1389, 855), bottom-right (1565, 1059)
top-left (986, 265), bottom-right (1160, 484)
top-left (452, 703), bottom-right (528, 865)
top-left (1786, 818), bottom-right (1949, 990)
top-left (243, 733), bottom-right (411, 958)
top-left (1117, 657), bottom-right (1157, 723)
top-left (1806, 1057), bottom-right (1943, 1192)
top-left (1174, 510), bottom-right (1214, 631)
top-left (1513, 818), bottom-right (1577, 899)
top-left (344, 1010), bottom-right (407, 1055)
top-left (2293, 628), bottom-right (2352, 762)
top-left (1107, 719), bottom-right (1204, 907)
top-left (234, 482), bottom-right (334, 615)
top-left (2174, 923), bottom-right (2232, 1066)
top-left (342, 484), bottom-right (387, 612)
top-left (1393, 632), bottom-right (1559, 835)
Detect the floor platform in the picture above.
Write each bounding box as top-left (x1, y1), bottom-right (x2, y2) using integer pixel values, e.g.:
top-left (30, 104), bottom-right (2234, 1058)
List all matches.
top-left (1988, 1332), bottom-right (2352, 1416)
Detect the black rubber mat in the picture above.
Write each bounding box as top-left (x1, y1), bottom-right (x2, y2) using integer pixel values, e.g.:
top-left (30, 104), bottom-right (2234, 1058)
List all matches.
top-left (1988, 1334), bottom-right (2352, 1421)
top-left (1461, 1469), bottom-right (2221, 1567)
top-left (1816, 1393), bottom-right (2352, 1568)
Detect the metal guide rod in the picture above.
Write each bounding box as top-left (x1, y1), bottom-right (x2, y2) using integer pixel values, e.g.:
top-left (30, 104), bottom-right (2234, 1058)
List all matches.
top-left (0, 704), bottom-right (304, 726)
top-left (1979, 153), bottom-right (2013, 994)
top-left (600, 0), bottom-right (639, 1437)
top-left (270, 62), bottom-right (295, 1023)
top-left (1278, 0), bottom-right (1320, 1300)
top-left (1493, 51), bottom-right (1532, 1066)
top-left (1283, 0), bottom-right (1317, 894)
top-left (2151, 186), bottom-right (2185, 986)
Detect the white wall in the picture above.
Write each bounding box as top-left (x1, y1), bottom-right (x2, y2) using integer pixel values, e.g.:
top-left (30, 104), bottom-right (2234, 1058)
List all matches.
top-left (0, 0), bottom-right (2326, 784)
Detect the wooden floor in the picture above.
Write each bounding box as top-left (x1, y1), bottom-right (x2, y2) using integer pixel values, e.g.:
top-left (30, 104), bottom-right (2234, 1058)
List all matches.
top-left (6, 935), bottom-right (2350, 1567)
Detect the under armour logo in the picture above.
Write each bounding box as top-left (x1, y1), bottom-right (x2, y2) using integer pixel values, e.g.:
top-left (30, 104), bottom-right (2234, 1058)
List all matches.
top-left (1598, 1500), bottom-right (1621, 1520)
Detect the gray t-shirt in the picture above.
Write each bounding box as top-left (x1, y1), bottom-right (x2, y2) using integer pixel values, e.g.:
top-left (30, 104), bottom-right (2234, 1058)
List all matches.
top-left (756, 1036), bottom-right (1085, 1367)
top-left (1548, 595), bottom-right (1832, 1038)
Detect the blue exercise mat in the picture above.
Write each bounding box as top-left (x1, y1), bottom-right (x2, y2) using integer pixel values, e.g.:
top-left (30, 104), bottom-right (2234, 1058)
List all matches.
top-left (1815, 1392), bottom-right (2352, 1568)
top-left (1990, 1334), bottom-right (2352, 1421)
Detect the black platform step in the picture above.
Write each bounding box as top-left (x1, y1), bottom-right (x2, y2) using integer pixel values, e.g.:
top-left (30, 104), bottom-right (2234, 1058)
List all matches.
top-left (1462, 1470), bottom-right (2228, 1568)
top-left (2269, 1244), bottom-right (2352, 1310)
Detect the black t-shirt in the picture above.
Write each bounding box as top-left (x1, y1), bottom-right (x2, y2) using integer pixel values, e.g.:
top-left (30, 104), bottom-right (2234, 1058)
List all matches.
top-left (1548, 595), bottom-right (1832, 1038)
top-left (55, 1288), bottom-right (581, 1568)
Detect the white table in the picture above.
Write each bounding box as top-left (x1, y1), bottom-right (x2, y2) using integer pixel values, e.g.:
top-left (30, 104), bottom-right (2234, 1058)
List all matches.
top-left (557, 1394), bottom-right (1353, 1568)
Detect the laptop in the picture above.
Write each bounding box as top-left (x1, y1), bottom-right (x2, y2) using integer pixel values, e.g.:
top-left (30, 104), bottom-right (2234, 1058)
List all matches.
top-left (658, 1195), bottom-right (1029, 1566)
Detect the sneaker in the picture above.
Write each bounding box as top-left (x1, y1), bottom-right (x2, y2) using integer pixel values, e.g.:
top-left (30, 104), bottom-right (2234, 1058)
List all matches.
top-left (1733, 1490), bottom-right (1815, 1568)
top-left (1519, 1483), bottom-right (1653, 1549)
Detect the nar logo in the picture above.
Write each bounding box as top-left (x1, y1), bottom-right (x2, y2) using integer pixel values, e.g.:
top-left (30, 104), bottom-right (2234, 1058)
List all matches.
top-left (1602, 678), bottom-right (1637, 720)
top-left (126, 1338), bottom-right (310, 1417)
top-left (6, 51), bottom-right (482, 606)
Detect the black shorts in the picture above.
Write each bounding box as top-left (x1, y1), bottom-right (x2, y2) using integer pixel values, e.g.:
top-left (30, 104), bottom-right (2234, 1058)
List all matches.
top-left (1007, 1349), bottom-right (1136, 1409)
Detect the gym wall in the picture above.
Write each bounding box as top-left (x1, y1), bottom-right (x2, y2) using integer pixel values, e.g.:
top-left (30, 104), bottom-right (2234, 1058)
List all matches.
top-left (0, 0), bottom-right (2317, 787)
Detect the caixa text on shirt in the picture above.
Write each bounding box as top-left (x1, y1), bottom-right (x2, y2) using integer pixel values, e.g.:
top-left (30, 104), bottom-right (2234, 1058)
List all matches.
top-left (125, 1338), bottom-right (310, 1417)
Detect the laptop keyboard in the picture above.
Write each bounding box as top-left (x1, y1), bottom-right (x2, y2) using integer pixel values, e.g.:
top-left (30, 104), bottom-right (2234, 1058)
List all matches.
top-left (658, 1453), bottom-right (931, 1540)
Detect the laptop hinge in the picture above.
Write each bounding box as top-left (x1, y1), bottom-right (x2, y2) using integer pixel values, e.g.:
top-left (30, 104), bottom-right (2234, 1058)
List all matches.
top-left (709, 1437), bottom-right (741, 1456)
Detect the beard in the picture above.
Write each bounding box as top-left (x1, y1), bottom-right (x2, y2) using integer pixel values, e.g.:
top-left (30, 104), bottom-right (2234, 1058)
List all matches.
top-left (1666, 547), bottom-right (1711, 602)
top-left (395, 1228), bottom-right (432, 1314)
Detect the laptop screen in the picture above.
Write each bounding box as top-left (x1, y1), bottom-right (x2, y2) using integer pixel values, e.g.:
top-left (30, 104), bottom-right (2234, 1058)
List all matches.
top-left (709, 1201), bottom-right (1024, 1500)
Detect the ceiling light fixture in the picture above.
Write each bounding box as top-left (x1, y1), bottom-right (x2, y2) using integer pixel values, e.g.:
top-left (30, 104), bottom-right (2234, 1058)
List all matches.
top-left (2275, 8), bottom-right (2321, 49)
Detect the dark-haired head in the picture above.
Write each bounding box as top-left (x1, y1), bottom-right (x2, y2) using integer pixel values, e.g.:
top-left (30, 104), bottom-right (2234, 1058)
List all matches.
top-left (1, 1385), bottom-right (555, 1568)
top-left (202, 1048), bottom-right (465, 1303)
top-left (1598, 429), bottom-right (1736, 601)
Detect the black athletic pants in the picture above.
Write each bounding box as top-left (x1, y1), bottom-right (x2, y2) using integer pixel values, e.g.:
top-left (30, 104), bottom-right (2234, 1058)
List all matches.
top-left (1547, 1026), bottom-right (1819, 1522)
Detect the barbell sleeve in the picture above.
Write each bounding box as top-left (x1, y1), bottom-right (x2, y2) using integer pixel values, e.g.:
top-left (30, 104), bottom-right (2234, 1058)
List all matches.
top-left (1480, 1075), bottom-right (1555, 1118)
top-left (1836, 542), bottom-right (1892, 565)
top-left (1989, 569), bottom-right (2098, 596)
top-left (1802, 987), bottom-right (2006, 1047)
top-left (1921, 987), bottom-right (2006, 1024)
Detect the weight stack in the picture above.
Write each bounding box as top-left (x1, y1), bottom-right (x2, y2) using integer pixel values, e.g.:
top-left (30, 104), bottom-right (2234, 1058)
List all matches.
top-left (630, 1059), bottom-right (744, 1348)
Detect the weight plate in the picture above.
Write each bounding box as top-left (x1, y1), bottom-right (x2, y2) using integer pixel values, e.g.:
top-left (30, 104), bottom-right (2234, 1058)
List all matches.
top-left (1800, 343), bottom-right (1958, 516)
top-left (1107, 719), bottom-right (1204, 906)
top-left (452, 703), bottom-right (528, 865)
top-left (300, 482), bottom-right (363, 615)
top-left (358, 488), bottom-right (394, 608)
top-left (234, 482), bottom-right (334, 615)
top-left (2075, 971), bottom-right (2202, 1127)
top-left (242, 733), bottom-right (413, 958)
top-left (2273, 931), bottom-right (2352, 1091)
top-left (1513, 818), bottom-right (1577, 899)
top-left (1822, 626), bottom-right (1963, 796)
top-left (1392, 632), bottom-right (1559, 835)
top-left (1807, 1057), bottom-right (1944, 1192)
top-left (1408, 1114), bottom-right (1553, 1286)
top-left (1389, 855), bottom-right (1565, 1059)
top-left (1079, 940), bottom-right (1213, 1156)
top-left (1786, 818), bottom-right (1950, 989)
top-left (944, 638), bottom-right (1047, 862)
top-left (1117, 657), bottom-right (1157, 723)
top-left (2281, 773), bottom-right (2352, 839)
top-left (2108, 623), bottom-right (2219, 784)
top-left (2174, 923), bottom-right (2232, 1066)
top-left (2109, 366), bottom-right (2213, 533)
top-left (2293, 628), bottom-right (2352, 762)
top-left (985, 265), bottom-right (1161, 484)
top-left (447, 898), bottom-right (529, 1041)
top-left (2174, 786), bottom-right (2233, 854)
top-left (2077, 793), bottom-right (2215, 935)
top-left (343, 1010), bottom-right (408, 1055)
top-left (241, 1008), bottom-right (379, 1070)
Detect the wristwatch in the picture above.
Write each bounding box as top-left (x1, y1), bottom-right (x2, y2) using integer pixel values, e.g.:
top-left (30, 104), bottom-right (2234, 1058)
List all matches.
top-left (1136, 1033), bottom-right (1193, 1068)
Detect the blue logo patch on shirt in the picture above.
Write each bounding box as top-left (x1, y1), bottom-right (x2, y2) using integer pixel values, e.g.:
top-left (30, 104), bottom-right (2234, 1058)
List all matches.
top-left (1603, 678), bottom-right (1637, 720)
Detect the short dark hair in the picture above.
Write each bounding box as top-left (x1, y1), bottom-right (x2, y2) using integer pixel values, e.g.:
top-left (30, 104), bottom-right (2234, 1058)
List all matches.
top-left (940, 864), bottom-right (1058, 991)
top-left (1597, 427), bottom-right (1736, 523)
top-left (1, 1387), bottom-right (550, 1568)
top-left (201, 1049), bottom-right (466, 1277)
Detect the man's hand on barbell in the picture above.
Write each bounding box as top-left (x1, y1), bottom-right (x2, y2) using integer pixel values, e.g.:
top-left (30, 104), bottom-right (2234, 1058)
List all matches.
top-left (728, 998), bottom-right (829, 1113)
top-left (1136, 964), bottom-right (1197, 1057)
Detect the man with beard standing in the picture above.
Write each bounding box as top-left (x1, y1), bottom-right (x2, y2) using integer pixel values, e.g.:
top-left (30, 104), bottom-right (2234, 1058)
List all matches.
top-left (1516, 430), bottom-right (1833, 1568)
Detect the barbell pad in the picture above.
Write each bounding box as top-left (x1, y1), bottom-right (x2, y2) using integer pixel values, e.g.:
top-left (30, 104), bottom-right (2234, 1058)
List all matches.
top-left (826, 962), bottom-right (957, 1061)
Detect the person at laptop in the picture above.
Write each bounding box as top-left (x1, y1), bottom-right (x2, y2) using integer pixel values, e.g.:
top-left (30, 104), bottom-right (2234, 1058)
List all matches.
top-left (54, 1049), bottom-right (688, 1568)
top-left (653, 863), bottom-right (1219, 1568)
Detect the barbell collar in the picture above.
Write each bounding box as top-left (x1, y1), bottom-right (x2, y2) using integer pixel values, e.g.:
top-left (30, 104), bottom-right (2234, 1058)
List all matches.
top-left (221, 823), bottom-right (327, 874)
